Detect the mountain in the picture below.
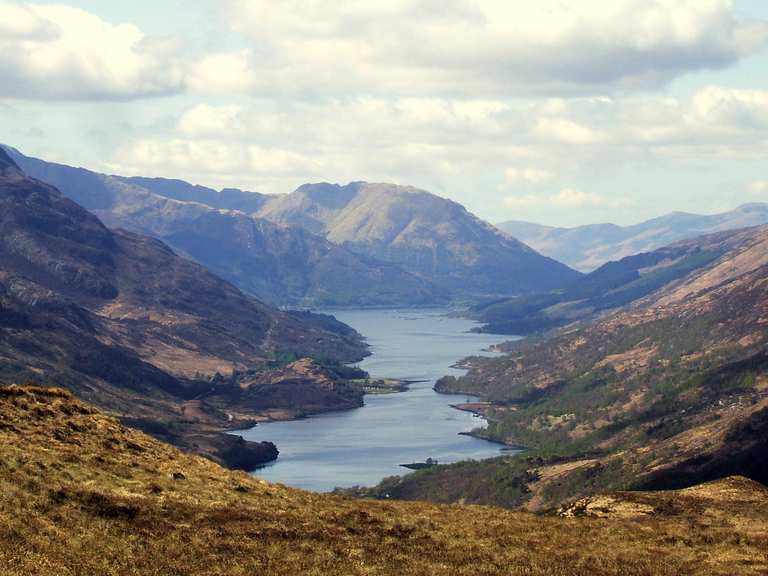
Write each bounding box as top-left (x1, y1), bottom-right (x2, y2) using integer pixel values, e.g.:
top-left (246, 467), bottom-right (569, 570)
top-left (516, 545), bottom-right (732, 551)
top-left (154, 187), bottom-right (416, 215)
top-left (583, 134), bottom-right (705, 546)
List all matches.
top-left (114, 175), bottom-right (269, 213)
top-left (257, 182), bottom-right (581, 298)
top-left (359, 224), bottom-right (768, 510)
top-left (470, 229), bottom-right (747, 334)
top-left (2, 384), bottom-right (766, 575)
top-left (9, 147), bottom-right (580, 303)
top-left (6, 148), bottom-right (445, 307)
top-left (0, 146), bottom-right (371, 466)
top-left (498, 204), bottom-right (768, 272)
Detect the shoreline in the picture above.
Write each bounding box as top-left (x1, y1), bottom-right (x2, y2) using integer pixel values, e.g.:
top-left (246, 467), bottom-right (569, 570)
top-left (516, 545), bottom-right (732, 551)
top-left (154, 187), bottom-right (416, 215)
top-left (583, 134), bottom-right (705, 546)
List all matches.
top-left (236, 307), bottom-right (510, 487)
top-left (449, 402), bottom-right (526, 451)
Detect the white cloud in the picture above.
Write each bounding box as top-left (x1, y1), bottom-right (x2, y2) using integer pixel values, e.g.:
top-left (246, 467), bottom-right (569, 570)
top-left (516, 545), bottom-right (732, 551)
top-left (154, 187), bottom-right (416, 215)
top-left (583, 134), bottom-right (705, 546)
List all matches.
top-left (177, 104), bottom-right (246, 137)
top-left (103, 83), bottom-right (768, 205)
top-left (186, 50), bottom-right (258, 96)
top-left (109, 138), bottom-right (329, 191)
top-left (504, 167), bottom-right (553, 187)
top-left (1, 1), bottom-right (765, 105)
top-left (502, 194), bottom-right (540, 209)
top-left (534, 117), bottom-right (608, 145)
top-left (551, 189), bottom-right (625, 208)
top-left (749, 180), bottom-right (768, 195)
top-left (0, 3), bottom-right (184, 100)
top-left (507, 86), bottom-right (768, 157)
top-left (504, 188), bottom-right (632, 209)
top-left (211, 0), bottom-right (768, 97)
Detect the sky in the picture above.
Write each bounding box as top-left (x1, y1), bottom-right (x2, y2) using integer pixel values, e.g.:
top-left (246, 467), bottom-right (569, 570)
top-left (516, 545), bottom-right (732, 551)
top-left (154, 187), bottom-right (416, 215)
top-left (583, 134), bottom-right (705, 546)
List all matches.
top-left (1, 0), bottom-right (767, 227)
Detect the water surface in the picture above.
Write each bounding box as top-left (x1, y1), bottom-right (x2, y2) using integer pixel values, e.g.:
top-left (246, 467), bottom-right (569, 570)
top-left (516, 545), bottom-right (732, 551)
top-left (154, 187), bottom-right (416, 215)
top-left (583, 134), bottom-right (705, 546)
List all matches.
top-left (238, 308), bottom-right (511, 492)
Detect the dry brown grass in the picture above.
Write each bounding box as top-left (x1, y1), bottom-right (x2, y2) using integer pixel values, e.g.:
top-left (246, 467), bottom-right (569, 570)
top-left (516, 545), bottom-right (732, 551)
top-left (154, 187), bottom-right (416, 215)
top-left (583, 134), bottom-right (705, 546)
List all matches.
top-left (1, 385), bottom-right (767, 576)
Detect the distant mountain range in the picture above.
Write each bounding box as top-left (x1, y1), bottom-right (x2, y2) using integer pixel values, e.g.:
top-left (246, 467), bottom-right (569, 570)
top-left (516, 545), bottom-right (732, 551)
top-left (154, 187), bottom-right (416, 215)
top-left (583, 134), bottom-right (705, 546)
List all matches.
top-left (498, 204), bottom-right (768, 272)
top-left (470, 228), bottom-right (751, 334)
top-left (7, 148), bottom-right (443, 307)
top-left (6, 147), bottom-right (580, 305)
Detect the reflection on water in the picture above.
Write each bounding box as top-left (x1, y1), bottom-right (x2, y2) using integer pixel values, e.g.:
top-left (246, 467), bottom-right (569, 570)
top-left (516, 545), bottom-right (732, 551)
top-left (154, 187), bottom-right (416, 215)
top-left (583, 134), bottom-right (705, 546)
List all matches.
top-left (236, 308), bottom-right (516, 492)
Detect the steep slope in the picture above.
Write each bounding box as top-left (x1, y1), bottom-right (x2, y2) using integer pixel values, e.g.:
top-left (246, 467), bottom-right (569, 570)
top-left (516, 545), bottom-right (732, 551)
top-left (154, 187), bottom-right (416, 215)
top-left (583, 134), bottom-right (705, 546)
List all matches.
top-left (258, 182), bottom-right (581, 298)
top-left (0, 147), bottom-right (370, 466)
top-left (364, 225), bottom-right (768, 509)
top-left (1, 385), bottom-right (766, 576)
top-left (498, 203), bottom-right (768, 272)
top-left (0, 148), bottom-right (367, 373)
top-left (6, 148), bottom-right (444, 307)
top-left (471, 228), bottom-right (748, 334)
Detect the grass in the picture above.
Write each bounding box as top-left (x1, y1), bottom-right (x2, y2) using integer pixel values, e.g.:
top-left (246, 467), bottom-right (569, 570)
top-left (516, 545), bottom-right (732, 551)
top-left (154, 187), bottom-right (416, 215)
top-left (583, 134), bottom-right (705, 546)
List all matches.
top-left (0, 385), bottom-right (767, 575)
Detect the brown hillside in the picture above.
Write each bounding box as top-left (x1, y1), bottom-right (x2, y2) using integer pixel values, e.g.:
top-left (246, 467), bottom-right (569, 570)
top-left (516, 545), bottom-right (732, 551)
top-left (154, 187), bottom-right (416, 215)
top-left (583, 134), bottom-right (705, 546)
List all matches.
top-left (406, 225), bottom-right (768, 509)
top-left (1, 385), bottom-right (767, 576)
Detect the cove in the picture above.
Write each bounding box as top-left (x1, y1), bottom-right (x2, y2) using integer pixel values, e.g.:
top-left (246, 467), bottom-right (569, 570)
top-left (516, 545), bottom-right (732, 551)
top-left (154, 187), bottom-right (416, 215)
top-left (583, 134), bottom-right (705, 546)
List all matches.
top-left (237, 308), bottom-right (513, 492)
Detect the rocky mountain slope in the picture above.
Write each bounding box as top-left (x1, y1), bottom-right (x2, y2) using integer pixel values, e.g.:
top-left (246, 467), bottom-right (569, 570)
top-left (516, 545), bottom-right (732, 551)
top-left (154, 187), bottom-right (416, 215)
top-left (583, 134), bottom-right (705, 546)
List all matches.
top-left (2, 384), bottom-right (766, 576)
top-left (6, 148), bottom-right (444, 307)
top-left (470, 228), bottom-right (749, 334)
top-left (498, 204), bottom-right (768, 272)
top-left (258, 182), bottom-right (581, 298)
top-left (359, 224), bottom-right (768, 510)
top-left (0, 147), bottom-right (371, 466)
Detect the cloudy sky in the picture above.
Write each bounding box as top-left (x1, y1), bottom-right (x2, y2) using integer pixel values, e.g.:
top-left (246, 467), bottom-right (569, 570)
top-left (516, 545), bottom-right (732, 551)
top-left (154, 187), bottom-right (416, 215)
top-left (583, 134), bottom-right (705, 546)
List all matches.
top-left (1, 0), bottom-right (767, 226)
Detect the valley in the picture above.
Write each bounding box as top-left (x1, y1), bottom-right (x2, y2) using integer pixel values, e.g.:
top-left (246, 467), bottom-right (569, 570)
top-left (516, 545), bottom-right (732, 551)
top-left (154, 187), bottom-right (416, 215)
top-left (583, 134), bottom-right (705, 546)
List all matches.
top-left (237, 308), bottom-right (509, 492)
top-left (4, 2), bottom-right (768, 573)
top-left (357, 225), bottom-right (768, 510)
top-left (0, 147), bottom-right (374, 469)
top-left (2, 144), bottom-right (767, 574)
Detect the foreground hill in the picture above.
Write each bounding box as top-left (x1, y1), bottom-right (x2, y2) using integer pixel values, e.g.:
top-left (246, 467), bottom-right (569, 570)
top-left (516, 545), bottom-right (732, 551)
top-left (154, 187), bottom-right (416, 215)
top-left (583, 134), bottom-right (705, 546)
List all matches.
top-left (6, 147), bottom-right (444, 307)
top-left (358, 224), bottom-right (768, 510)
top-left (258, 182), bottom-right (581, 298)
top-left (0, 147), bottom-right (371, 465)
top-left (1, 385), bottom-right (766, 576)
top-left (470, 228), bottom-right (752, 334)
top-left (499, 203), bottom-right (768, 272)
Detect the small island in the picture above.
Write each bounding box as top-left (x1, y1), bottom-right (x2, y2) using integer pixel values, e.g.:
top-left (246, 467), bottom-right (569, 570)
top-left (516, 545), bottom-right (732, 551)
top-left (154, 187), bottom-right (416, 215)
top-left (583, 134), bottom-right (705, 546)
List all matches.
top-left (400, 457), bottom-right (439, 470)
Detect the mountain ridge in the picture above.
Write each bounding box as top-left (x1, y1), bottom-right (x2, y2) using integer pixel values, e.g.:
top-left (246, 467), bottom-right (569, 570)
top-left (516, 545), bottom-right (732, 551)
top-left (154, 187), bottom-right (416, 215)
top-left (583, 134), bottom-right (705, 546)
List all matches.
top-left (498, 203), bottom-right (768, 272)
top-left (5, 147), bottom-right (445, 307)
top-left (470, 226), bottom-right (759, 335)
top-left (258, 181), bottom-right (581, 298)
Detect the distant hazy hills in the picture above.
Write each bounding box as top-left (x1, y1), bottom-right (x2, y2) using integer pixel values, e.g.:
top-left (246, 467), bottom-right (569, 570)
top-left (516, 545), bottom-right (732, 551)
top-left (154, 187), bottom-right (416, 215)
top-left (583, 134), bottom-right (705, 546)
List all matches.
top-left (8, 149), bottom-right (444, 307)
top-left (471, 228), bottom-right (751, 334)
top-left (498, 204), bottom-right (768, 272)
top-left (258, 182), bottom-right (580, 297)
top-left (7, 147), bottom-right (580, 304)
